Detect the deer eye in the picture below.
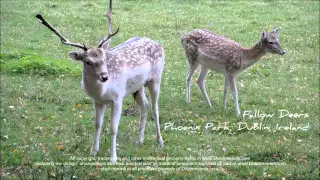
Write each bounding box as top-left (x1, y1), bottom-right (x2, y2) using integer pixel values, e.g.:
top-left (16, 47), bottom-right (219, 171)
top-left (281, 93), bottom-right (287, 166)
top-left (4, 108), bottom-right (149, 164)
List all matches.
top-left (85, 61), bottom-right (93, 66)
top-left (268, 41), bottom-right (274, 45)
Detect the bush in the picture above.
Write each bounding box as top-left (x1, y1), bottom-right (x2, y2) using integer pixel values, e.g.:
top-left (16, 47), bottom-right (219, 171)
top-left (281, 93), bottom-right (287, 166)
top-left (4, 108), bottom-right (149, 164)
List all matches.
top-left (0, 53), bottom-right (81, 76)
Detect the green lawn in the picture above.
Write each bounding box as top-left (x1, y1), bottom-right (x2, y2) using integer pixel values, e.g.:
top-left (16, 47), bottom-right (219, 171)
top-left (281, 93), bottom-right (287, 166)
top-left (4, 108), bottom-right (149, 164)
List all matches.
top-left (1, 0), bottom-right (319, 179)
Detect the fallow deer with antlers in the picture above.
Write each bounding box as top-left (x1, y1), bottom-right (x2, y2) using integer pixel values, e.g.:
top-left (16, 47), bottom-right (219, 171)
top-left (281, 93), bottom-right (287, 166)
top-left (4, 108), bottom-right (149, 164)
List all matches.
top-left (36, 0), bottom-right (164, 163)
top-left (181, 28), bottom-right (285, 117)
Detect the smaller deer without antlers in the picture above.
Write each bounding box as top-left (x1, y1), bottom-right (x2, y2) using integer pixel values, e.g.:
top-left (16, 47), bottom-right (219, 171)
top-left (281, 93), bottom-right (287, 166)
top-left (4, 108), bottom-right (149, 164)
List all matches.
top-left (181, 28), bottom-right (285, 116)
top-left (36, 0), bottom-right (164, 163)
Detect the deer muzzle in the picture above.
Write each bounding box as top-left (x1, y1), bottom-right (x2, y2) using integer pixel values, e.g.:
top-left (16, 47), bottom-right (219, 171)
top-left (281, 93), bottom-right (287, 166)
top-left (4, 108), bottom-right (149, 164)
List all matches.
top-left (99, 72), bottom-right (108, 82)
top-left (279, 49), bottom-right (286, 55)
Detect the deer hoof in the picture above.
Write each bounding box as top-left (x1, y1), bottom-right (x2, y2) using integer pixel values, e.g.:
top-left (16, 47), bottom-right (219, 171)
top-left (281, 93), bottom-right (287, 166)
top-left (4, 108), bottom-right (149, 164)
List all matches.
top-left (110, 157), bottom-right (117, 164)
top-left (136, 139), bottom-right (144, 146)
top-left (91, 148), bottom-right (98, 156)
top-left (157, 136), bottom-right (164, 148)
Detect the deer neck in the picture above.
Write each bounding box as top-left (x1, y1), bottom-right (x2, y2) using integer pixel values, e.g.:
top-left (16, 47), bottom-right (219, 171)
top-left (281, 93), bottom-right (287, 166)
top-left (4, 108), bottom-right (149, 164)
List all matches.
top-left (240, 42), bottom-right (266, 69)
top-left (244, 41), bottom-right (266, 61)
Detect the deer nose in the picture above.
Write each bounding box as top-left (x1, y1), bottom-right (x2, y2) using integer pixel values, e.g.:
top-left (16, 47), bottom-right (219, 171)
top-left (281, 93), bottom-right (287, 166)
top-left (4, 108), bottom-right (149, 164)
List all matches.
top-left (99, 72), bottom-right (108, 82)
top-left (280, 50), bottom-right (286, 55)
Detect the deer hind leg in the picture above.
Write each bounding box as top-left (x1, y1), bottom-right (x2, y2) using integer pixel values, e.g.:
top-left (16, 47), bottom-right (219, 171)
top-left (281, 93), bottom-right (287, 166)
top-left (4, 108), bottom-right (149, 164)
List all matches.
top-left (91, 102), bottom-right (106, 156)
top-left (148, 80), bottom-right (163, 147)
top-left (186, 54), bottom-right (199, 104)
top-left (227, 74), bottom-right (241, 116)
top-left (133, 87), bottom-right (149, 145)
top-left (223, 74), bottom-right (230, 109)
top-left (197, 66), bottom-right (212, 107)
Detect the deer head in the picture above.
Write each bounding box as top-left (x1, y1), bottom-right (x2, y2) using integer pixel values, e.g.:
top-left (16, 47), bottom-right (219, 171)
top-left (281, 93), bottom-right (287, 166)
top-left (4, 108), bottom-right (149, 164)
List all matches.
top-left (36, 0), bottom-right (119, 82)
top-left (259, 27), bottom-right (285, 55)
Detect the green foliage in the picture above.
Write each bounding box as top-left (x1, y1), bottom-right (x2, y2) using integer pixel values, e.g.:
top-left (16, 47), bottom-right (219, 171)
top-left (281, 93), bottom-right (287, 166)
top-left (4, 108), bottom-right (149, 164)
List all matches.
top-left (1, 53), bottom-right (81, 76)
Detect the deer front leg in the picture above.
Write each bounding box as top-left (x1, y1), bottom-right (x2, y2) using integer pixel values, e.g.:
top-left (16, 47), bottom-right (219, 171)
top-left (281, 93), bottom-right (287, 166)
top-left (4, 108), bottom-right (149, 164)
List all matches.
top-left (223, 75), bottom-right (230, 109)
top-left (91, 102), bottom-right (106, 156)
top-left (227, 75), bottom-right (241, 116)
top-left (197, 66), bottom-right (212, 107)
top-left (110, 100), bottom-right (122, 163)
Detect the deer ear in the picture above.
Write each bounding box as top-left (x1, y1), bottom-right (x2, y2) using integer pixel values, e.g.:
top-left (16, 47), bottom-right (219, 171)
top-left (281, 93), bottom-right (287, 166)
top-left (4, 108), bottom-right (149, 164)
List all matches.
top-left (260, 31), bottom-right (267, 40)
top-left (100, 40), bottom-right (110, 51)
top-left (271, 27), bottom-right (280, 35)
top-left (69, 51), bottom-right (83, 61)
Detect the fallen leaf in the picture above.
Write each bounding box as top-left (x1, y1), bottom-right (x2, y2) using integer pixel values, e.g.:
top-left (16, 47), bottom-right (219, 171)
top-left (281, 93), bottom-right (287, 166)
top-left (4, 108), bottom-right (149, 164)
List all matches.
top-left (222, 147), bottom-right (227, 153)
top-left (269, 98), bottom-right (274, 104)
top-left (96, 163), bottom-right (101, 169)
top-left (263, 172), bottom-right (268, 178)
top-left (283, 136), bottom-right (287, 141)
top-left (277, 139), bottom-right (281, 144)
top-left (56, 143), bottom-right (63, 151)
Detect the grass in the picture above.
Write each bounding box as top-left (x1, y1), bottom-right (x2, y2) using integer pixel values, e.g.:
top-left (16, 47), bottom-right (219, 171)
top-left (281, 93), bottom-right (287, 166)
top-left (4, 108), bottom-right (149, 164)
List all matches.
top-left (1, 0), bottom-right (319, 179)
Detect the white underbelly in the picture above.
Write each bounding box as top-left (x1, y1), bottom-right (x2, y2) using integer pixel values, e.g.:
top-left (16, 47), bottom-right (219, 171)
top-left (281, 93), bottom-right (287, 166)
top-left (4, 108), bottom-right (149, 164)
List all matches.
top-left (124, 64), bottom-right (151, 95)
top-left (125, 76), bottom-right (147, 95)
top-left (198, 52), bottom-right (227, 73)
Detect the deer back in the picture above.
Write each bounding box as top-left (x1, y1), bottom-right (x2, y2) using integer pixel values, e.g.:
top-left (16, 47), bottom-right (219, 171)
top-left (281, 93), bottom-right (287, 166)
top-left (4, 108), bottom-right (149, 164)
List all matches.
top-left (106, 37), bottom-right (164, 80)
top-left (181, 29), bottom-right (243, 61)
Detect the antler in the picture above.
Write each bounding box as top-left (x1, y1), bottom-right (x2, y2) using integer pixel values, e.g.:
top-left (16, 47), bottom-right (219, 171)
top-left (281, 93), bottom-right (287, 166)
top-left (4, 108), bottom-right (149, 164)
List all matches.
top-left (36, 14), bottom-right (88, 51)
top-left (98, 0), bottom-right (120, 48)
